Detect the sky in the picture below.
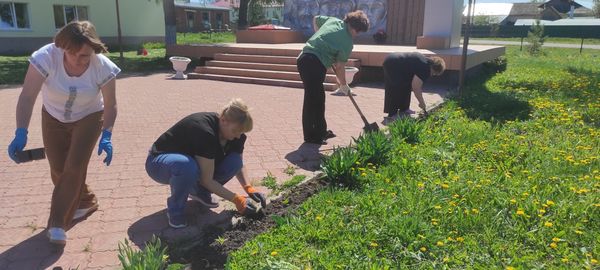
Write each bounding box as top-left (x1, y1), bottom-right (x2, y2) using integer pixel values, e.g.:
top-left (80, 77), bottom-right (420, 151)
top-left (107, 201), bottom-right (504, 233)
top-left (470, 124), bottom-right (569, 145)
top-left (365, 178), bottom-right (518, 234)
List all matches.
top-left (464, 0), bottom-right (594, 9)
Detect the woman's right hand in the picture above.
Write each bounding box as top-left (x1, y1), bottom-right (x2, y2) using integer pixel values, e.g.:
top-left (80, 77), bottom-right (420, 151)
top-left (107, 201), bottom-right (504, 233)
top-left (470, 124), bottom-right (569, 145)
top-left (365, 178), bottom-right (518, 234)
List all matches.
top-left (233, 194), bottom-right (258, 214)
top-left (8, 128), bottom-right (28, 163)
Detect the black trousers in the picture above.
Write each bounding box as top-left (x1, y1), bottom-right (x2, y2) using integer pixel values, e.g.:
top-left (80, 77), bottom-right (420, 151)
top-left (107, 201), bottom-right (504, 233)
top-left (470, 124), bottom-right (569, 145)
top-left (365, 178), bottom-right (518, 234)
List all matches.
top-left (383, 60), bottom-right (412, 114)
top-left (297, 53), bottom-right (327, 141)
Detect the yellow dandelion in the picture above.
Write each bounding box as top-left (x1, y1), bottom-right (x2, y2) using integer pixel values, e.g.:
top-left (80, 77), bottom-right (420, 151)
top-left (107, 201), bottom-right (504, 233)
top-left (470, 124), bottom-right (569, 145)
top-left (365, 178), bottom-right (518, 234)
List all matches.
top-left (544, 221), bottom-right (553, 228)
top-left (591, 259), bottom-right (598, 264)
top-left (443, 257), bottom-right (449, 263)
top-left (552, 237), bottom-right (560, 242)
top-left (550, 242), bottom-right (558, 249)
top-left (434, 205), bottom-right (442, 210)
top-left (575, 230), bottom-right (583, 235)
top-left (271, 251), bottom-right (278, 256)
top-left (436, 241), bottom-right (444, 247)
top-left (539, 209), bottom-right (546, 214)
top-left (441, 183), bottom-right (449, 189)
top-left (316, 215), bottom-right (322, 221)
top-left (510, 198), bottom-right (517, 204)
top-left (516, 209), bottom-right (525, 216)
top-left (561, 258), bottom-right (569, 263)
top-left (370, 242), bottom-right (378, 247)
top-left (417, 234), bottom-right (426, 239)
top-left (420, 247), bottom-right (427, 252)
top-left (472, 208), bottom-right (480, 214)
top-left (456, 237), bottom-right (464, 242)
top-left (506, 267), bottom-right (515, 270)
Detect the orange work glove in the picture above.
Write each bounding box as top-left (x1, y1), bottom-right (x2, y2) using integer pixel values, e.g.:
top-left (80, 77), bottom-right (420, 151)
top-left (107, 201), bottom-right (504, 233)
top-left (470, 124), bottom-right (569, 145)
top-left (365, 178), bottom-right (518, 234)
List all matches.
top-left (233, 194), bottom-right (257, 214)
top-left (244, 185), bottom-right (267, 208)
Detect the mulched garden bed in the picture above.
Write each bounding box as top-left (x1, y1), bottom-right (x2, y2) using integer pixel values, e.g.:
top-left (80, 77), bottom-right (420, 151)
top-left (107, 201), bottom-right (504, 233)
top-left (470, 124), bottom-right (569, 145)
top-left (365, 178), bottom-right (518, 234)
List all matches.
top-left (181, 176), bottom-right (328, 269)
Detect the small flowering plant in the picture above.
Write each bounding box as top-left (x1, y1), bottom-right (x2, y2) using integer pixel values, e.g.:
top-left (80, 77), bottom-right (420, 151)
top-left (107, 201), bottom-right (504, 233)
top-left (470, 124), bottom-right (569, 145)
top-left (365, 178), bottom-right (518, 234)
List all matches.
top-left (373, 29), bottom-right (387, 44)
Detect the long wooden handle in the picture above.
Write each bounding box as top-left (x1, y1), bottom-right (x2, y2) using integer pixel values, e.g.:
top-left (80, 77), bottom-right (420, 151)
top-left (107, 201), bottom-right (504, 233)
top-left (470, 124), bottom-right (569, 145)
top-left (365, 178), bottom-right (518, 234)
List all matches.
top-left (347, 93), bottom-right (370, 126)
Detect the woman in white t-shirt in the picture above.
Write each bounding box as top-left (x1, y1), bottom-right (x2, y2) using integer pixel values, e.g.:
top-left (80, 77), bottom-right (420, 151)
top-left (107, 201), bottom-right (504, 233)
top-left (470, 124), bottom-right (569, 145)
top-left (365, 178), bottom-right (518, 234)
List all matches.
top-left (7, 21), bottom-right (120, 245)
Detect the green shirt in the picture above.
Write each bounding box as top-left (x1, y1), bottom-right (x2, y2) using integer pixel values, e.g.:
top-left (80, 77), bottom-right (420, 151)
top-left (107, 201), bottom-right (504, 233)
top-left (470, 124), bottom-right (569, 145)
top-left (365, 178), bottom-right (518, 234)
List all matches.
top-left (302, 16), bottom-right (353, 68)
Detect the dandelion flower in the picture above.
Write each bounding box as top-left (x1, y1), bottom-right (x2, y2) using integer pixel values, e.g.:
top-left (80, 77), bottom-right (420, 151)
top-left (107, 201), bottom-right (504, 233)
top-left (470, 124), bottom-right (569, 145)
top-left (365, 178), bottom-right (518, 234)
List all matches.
top-left (591, 259), bottom-right (598, 264)
top-left (456, 237), bottom-right (464, 242)
top-left (510, 199), bottom-right (517, 204)
top-left (561, 258), bottom-right (569, 263)
top-left (550, 242), bottom-right (558, 249)
top-left (370, 242), bottom-right (378, 247)
top-left (516, 209), bottom-right (525, 216)
top-left (434, 205), bottom-right (442, 210)
top-left (552, 237), bottom-right (560, 242)
top-left (271, 251), bottom-right (278, 256)
top-left (420, 247), bottom-right (427, 252)
top-left (544, 221), bottom-right (553, 228)
top-left (575, 230), bottom-right (583, 235)
top-left (436, 241), bottom-right (444, 247)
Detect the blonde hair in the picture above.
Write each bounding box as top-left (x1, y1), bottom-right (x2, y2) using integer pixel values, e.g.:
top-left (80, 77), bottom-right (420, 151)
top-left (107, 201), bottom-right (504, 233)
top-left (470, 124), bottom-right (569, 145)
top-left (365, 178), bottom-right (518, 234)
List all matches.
top-left (428, 56), bottom-right (446, 76)
top-left (54, 21), bottom-right (108, 54)
top-left (220, 98), bottom-right (253, 133)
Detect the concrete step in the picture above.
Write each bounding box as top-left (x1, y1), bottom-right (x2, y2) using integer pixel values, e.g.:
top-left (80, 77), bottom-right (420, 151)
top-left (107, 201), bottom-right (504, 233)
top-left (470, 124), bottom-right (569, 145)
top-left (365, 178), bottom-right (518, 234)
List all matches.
top-left (196, 66), bottom-right (339, 84)
top-left (204, 61), bottom-right (340, 74)
top-left (188, 73), bottom-right (338, 91)
top-left (213, 53), bottom-right (360, 67)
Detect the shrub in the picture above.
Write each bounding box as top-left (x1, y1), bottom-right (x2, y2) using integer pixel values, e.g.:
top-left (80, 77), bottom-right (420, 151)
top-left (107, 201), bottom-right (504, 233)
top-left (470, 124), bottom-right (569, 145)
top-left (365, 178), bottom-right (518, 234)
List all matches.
top-left (321, 147), bottom-right (360, 188)
top-left (353, 131), bottom-right (392, 165)
top-left (387, 117), bottom-right (423, 144)
top-left (118, 236), bottom-right (185, 270)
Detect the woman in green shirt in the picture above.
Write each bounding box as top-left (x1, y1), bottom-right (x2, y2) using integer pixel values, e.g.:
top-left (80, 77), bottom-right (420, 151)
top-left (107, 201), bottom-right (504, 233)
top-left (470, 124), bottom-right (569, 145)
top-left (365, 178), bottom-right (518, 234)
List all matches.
top-left (297, 10), bottom-right (369, 145)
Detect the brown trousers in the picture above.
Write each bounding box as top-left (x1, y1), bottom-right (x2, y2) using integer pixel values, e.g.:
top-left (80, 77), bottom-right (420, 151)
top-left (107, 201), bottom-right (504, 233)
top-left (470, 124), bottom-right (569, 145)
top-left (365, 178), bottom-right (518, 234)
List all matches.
top-left (42, 107), bottom-right (103, 229)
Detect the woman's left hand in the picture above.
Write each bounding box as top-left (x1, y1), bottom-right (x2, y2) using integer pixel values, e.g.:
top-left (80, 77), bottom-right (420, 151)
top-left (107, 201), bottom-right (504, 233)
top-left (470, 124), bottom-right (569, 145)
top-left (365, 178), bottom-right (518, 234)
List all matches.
top-left (244, 185), bottom-right (267, 208)
top-left (97, 129), bottom-right (113, 166)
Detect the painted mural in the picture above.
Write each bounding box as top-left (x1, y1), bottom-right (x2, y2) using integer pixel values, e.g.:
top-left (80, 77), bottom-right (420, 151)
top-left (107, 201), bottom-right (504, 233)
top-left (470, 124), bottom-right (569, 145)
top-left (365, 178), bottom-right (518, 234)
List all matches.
top-left (283, 0), bottom-right (387, 37)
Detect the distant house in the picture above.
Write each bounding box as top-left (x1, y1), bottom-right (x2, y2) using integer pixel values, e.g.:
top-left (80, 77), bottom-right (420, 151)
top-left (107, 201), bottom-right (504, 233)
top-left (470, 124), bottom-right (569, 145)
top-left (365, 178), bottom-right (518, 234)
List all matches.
top-left (502, 0), bottom-right (593, 25)
top-left (0, 0), bottom-right (165, 55)
top-left (216, 0), bottom-right (283, 26)
top-left (175, 2), bottom-right (231, 32)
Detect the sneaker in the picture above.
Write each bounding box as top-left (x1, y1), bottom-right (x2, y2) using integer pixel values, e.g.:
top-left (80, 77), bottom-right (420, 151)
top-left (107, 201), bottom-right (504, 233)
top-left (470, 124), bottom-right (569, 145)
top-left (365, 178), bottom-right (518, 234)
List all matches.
top-left (330, 88), bottom-right (356, 96)
top-left (46, 227), bottom-right (67, 245)
top-left (166, 213), bottom-right (187, 229)
top-left (323, 130), bottom-right (336, 140)
top-left (72, 204), bottom-right (99, 220)
top-left (189, 193), bottom-right (219, 208)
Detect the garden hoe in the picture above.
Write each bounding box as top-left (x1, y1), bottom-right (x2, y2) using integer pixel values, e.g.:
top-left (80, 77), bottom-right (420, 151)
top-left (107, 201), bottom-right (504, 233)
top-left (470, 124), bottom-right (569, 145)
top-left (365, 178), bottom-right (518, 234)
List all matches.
top-left (347, 92), bottom-right (379, 133)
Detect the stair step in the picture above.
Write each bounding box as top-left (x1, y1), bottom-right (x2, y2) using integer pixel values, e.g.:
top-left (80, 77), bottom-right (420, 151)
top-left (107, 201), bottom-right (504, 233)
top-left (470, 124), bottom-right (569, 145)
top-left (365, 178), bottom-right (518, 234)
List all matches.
top-left (213, 53), bottom-right (360, 67)
top-left (188, 73), bottom-right (338, 91)
top-left (196, 66), bottom-right (338, 83)
top-left (204, 60), bottom-right (340, 74)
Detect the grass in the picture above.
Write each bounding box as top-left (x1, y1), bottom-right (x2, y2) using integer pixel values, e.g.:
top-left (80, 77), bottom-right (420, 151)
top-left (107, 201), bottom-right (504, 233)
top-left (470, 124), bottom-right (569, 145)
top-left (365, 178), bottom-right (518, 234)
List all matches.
top-left (177, 32), bottom-right (235, 44)
top-left (226, 46), bottom-right (600, 269)
top-left (471, 37), bottom-right (600, 45)
top-left (0, 32), bottom-right (236, 85)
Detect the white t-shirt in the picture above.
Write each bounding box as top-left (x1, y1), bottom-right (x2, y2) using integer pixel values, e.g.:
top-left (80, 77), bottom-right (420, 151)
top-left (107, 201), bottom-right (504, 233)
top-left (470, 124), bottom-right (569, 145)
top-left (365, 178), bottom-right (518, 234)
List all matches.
top-left (29, 43), bottom-right (121, 123)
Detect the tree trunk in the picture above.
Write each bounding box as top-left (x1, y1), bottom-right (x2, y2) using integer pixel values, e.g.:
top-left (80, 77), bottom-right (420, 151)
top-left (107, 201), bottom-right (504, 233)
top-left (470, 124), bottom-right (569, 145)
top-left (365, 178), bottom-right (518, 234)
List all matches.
top-left (238, 0), bottom-right (250, 30)
top-left (163, 0), bottom-right (176, 45)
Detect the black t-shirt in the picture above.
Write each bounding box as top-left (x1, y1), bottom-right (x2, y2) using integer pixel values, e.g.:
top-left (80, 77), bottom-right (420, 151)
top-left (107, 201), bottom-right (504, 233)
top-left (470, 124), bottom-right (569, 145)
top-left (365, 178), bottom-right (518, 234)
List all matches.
top-left (383, 52), bottom-right (432, 83)
top-left (152, 112), bottom-right (246, 166)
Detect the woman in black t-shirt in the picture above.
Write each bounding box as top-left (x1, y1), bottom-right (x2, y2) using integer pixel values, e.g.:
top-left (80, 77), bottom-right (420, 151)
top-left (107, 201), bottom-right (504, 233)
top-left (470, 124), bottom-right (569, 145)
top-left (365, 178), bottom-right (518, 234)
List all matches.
top-left (145, 99), bottom-right (266, 228)
top-left (382, 52), bottom-right (445, 122)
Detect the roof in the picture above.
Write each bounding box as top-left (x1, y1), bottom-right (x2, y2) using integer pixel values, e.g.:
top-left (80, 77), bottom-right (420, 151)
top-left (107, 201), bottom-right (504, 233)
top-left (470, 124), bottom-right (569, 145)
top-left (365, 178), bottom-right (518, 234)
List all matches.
top-left (175, 2), bottom-right (231, 11)
top-left (514, 18), bottom-right (600, 26)
top-left (539, 0), bottom-right (583, 13)
top-left (509, 3), bottom-right (543, 16)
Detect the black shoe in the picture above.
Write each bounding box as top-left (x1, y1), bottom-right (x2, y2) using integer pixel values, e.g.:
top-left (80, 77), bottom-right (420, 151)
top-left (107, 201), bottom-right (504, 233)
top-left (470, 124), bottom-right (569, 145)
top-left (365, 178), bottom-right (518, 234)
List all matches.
top-left (304, 138), bottom-right (327, 145)
top-left (323, 130), bottom-right (336, 140)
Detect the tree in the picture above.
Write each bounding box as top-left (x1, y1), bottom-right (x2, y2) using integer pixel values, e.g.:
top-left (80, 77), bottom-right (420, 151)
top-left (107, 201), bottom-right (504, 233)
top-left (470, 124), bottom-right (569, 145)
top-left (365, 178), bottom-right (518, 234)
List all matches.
top-left (593, 0), bottom-right (600, 18)
top-left (238, 0), bottom-right (283, 29)
top-left (527, 19), bottom-right (545, 55)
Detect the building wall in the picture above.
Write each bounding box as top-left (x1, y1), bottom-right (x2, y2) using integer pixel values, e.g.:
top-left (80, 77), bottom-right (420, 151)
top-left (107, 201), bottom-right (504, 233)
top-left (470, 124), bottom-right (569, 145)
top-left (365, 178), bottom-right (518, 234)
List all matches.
top-left (175, 7), bottom-right (230, 32)
top-left (0, 0), bottom-right (164, 54)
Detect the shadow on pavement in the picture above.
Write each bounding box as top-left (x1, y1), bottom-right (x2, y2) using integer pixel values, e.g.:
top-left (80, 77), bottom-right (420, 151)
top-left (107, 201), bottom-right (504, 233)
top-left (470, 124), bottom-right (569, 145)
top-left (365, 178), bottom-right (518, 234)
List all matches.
top-left (284, 143), bottom-right (324, 172)
top-left (0, 230), bottom-right (64, 269)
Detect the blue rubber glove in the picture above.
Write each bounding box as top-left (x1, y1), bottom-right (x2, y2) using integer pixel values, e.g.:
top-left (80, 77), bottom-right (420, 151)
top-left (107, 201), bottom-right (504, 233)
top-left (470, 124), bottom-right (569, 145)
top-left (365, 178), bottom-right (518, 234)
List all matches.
top-left (8, 128), bottom-right (28, 163)
top-left (97, 129), bottom-right (112, 166)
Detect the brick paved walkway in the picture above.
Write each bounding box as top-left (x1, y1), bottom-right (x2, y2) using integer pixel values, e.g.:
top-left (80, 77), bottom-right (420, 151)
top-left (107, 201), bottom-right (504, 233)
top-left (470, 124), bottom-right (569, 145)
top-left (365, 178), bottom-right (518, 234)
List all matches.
top-left (0, 73), bottom-right (446, 269)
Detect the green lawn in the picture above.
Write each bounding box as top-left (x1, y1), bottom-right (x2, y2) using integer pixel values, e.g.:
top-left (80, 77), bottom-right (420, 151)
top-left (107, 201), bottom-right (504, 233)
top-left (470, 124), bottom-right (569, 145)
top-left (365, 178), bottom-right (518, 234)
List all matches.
top-left (226, 47), bottom-right (600, 269)
top-left (471, 37), bottom-right (600, 45)
top-left (177, 32), bottom-right (235, 44)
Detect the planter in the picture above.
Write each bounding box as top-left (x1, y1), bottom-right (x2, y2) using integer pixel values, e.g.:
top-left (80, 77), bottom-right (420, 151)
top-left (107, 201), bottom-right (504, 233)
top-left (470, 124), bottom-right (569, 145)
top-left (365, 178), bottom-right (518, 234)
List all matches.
top-left (345, 66), bottom-right (359, 84)
top-left (169, 56), bottom-right (192, 80)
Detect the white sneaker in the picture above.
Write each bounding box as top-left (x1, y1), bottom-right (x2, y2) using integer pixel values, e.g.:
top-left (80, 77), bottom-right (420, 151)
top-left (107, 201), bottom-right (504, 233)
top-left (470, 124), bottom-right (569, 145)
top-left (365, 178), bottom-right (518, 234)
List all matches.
top-left (72, 204), bottom-right (99, 220)
top-left (46, 227), bottom-right (67, 245)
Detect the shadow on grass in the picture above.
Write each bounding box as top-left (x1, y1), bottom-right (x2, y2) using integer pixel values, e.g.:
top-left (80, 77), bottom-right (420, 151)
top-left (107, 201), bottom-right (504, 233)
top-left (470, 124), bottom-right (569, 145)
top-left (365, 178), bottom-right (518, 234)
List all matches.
top-left (457, 69), bottom-right (532, 124)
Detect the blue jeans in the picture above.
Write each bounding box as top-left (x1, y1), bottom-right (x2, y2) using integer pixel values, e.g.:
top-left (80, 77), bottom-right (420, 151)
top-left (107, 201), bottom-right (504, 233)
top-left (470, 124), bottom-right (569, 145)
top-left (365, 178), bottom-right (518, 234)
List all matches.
top-left (145, 152), bottom-right (242, 217)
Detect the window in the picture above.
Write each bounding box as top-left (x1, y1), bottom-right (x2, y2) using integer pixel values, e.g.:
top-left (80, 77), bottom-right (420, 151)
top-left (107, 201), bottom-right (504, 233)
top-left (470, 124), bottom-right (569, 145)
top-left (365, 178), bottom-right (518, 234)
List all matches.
top-left (0, 2), bottom-right (30, 30)
top-left (53, 5), bottom-right (88, 29)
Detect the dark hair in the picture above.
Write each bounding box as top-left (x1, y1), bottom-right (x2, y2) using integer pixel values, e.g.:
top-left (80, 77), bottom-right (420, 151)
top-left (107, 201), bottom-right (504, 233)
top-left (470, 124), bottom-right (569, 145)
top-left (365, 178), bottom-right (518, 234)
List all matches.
top-left (428, 56), bottom-right (446, 76)
top-left (54, 21), bottom-right (108, 54)
top-left (344, 10), bottom-right (369, 33)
